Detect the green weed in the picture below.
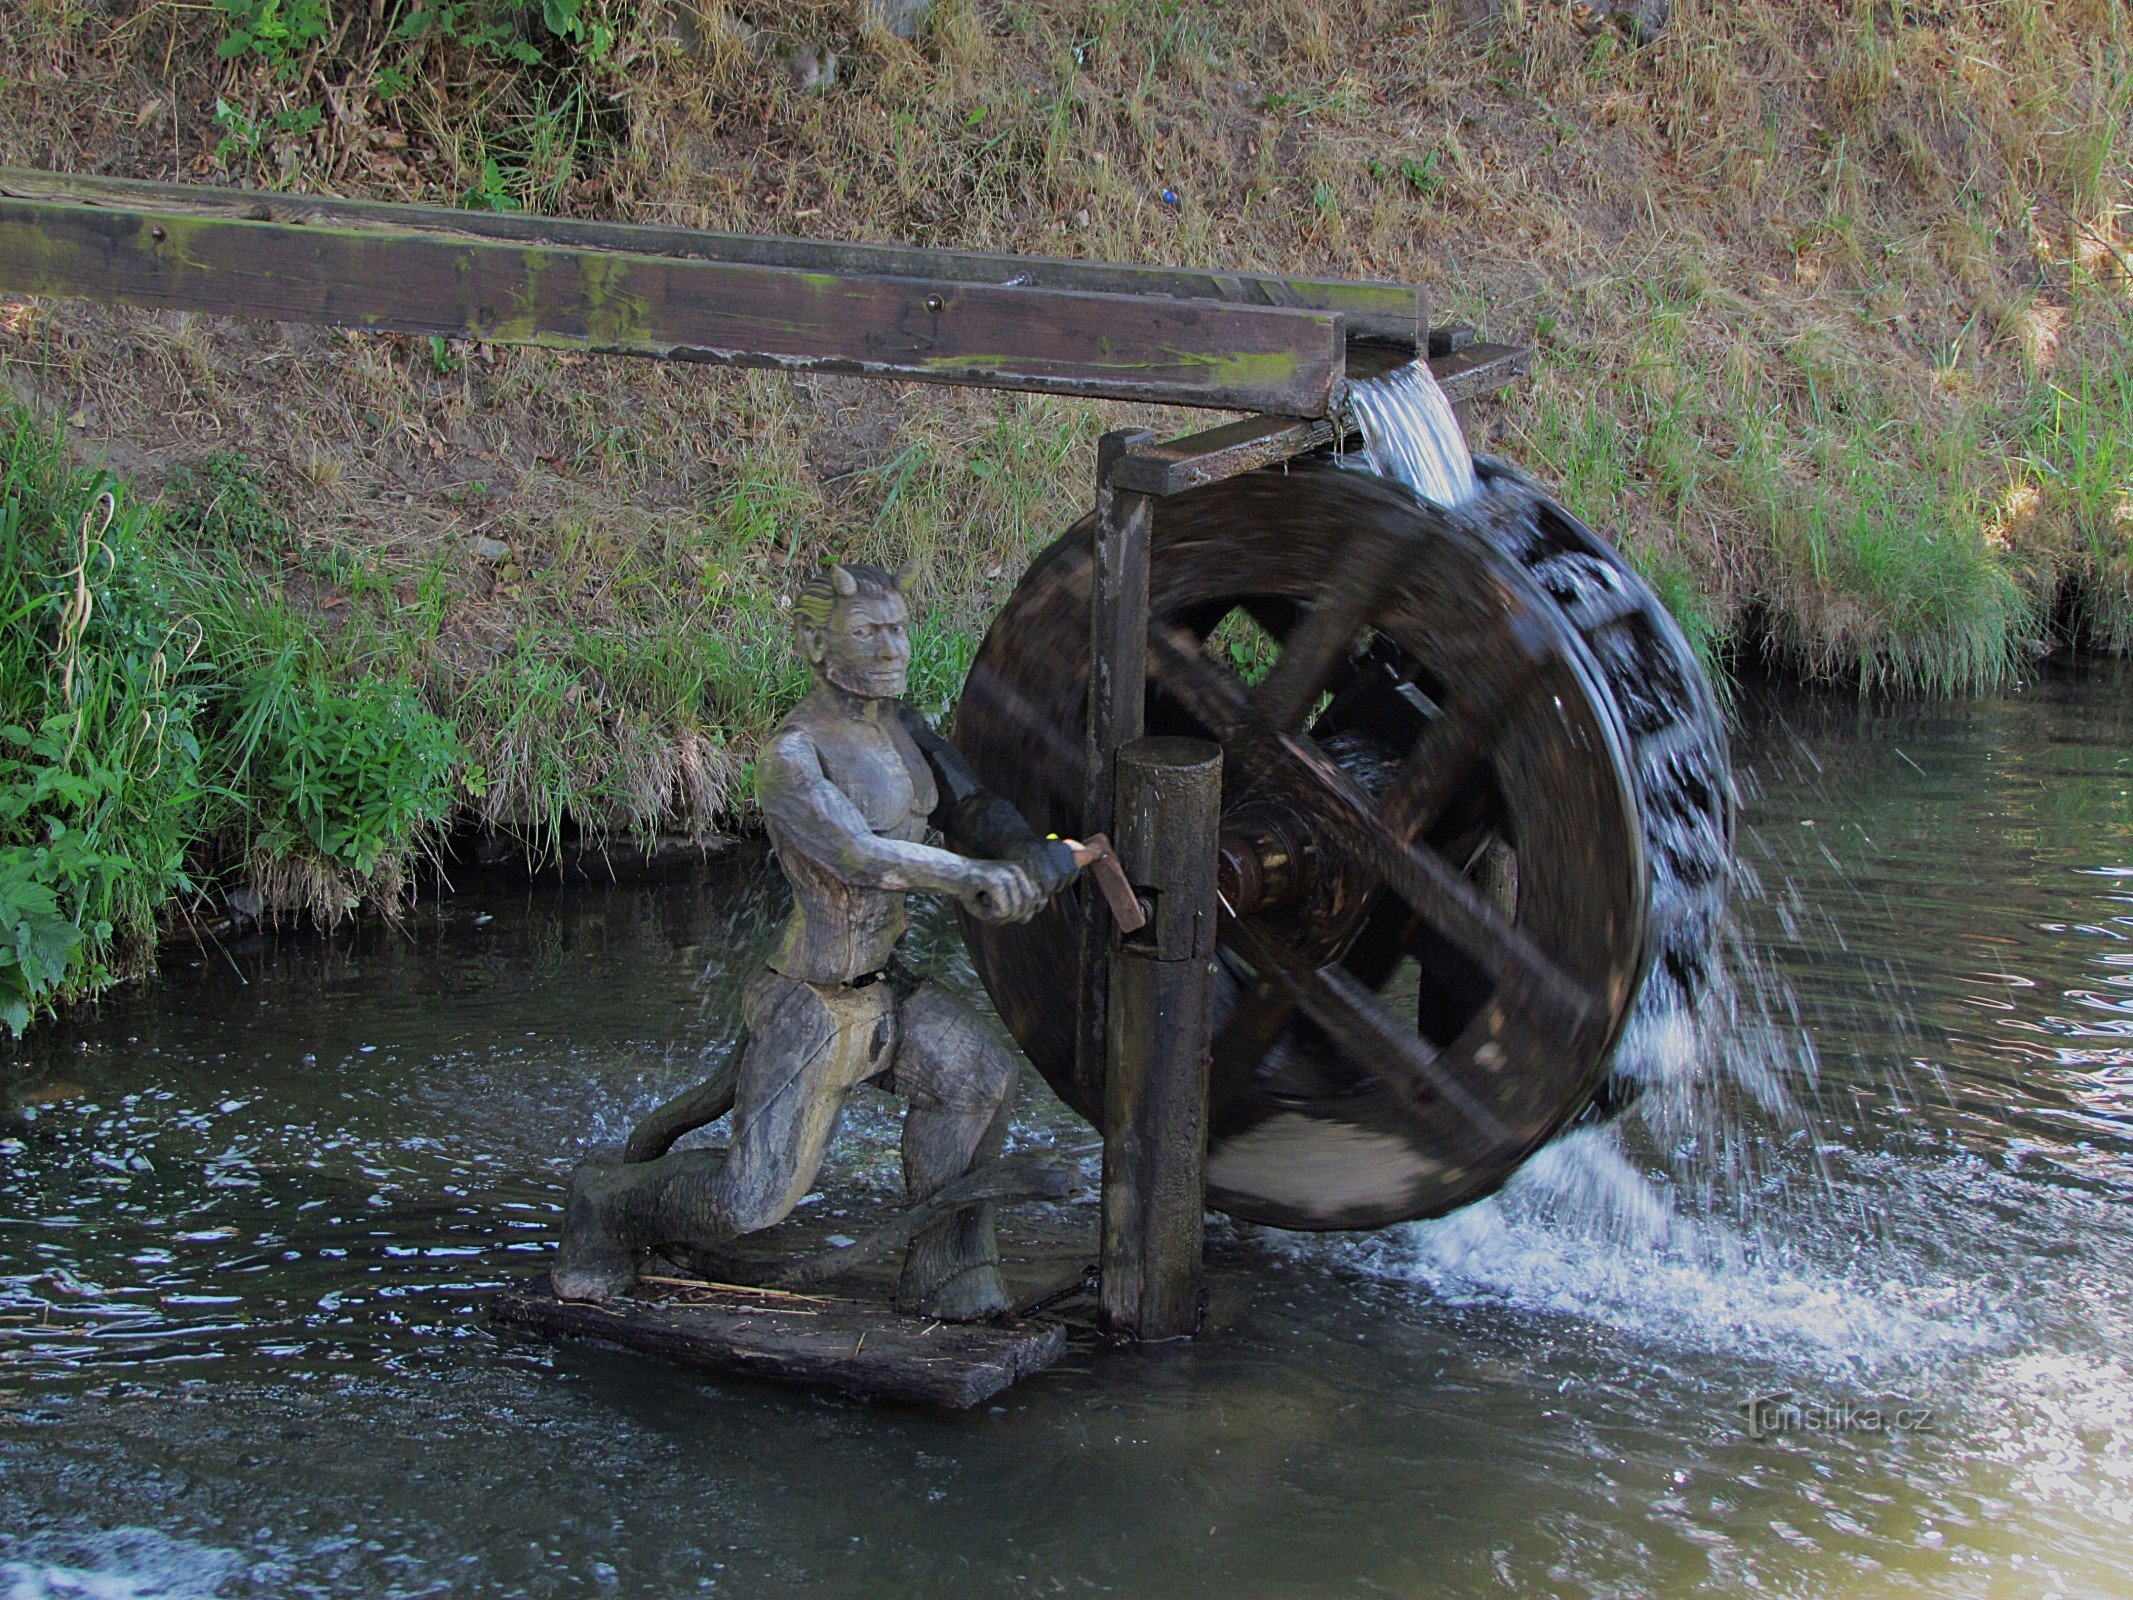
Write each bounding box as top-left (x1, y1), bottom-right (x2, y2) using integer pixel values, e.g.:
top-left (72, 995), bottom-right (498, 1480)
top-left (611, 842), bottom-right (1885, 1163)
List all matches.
top-left (212, 0), bottom-right (332, 71)
top-left (0, 418), bottom-right (205, 1032)
top-left (0, 407), bottom-right (474, 1023)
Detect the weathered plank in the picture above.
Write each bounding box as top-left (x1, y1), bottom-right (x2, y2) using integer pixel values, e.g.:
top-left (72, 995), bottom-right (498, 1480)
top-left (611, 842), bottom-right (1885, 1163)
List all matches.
top-left (1109, 413), bottom-right (1338, 496)
top-left (1431, 340), bottom-right (1530, 405)
top-left (491, 1274), bottom-right (1067, 1408)
top-left (0, 169), bottom-right (1425, 344)
top-left (0, 193), bottom-right (1346, 415)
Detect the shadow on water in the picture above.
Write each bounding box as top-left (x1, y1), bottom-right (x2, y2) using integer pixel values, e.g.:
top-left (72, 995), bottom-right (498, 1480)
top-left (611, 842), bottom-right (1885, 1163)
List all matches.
top-left (3, 664), bottom-right (2132, 1597)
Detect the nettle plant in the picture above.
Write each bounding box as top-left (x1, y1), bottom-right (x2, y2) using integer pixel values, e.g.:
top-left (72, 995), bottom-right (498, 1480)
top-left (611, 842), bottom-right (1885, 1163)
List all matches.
top-left (213, 0), bottom-right (616, 75)
top-left (204, 0), bottom-right (638, 208)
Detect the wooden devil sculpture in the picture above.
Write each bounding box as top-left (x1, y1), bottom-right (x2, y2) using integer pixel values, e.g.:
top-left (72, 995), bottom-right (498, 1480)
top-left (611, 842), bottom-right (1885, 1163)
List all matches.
top-left (555, 562), bottom-right (1083, 1321)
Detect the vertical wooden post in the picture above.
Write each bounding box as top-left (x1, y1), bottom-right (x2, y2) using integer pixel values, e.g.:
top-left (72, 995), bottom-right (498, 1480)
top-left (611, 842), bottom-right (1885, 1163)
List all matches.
top-left (1100, 736), bottom-right (1222, 1342)
top-left (1075, 428), bottom-right (1157, 1107)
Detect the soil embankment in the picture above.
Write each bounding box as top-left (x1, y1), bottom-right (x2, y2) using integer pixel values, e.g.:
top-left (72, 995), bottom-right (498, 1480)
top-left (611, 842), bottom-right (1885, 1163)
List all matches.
top-left (1, 0), bottom-right (2127, 1020)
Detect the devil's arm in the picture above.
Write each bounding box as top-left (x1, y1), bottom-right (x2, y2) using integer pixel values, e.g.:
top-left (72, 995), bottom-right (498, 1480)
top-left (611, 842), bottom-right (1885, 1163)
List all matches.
top-left (897, 706), bottom-right (1076, 891)
top-left (757, 726), bottom-right (987, 895)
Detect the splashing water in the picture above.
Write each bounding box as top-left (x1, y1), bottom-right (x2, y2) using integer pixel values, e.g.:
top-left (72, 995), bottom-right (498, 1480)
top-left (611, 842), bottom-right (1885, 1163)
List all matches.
top-left (1335, 358), bottom-right (1917, 1377)
top-left (1342, 360), bottom-right (1480, 508)
top-left (0, 1528), bottom-right (249, 1600)
top-left (1316, 1128), bottom-right (2005, 1382)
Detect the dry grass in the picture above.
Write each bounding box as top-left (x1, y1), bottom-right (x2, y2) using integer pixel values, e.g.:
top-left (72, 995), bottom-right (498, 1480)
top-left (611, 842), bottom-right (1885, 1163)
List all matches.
top-left (3, 0), bottom-right (2131, 837)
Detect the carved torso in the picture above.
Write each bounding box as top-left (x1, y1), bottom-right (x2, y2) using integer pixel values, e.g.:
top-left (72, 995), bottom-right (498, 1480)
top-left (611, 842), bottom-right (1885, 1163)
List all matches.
top-left (761, 691), bottom-right (939, 984)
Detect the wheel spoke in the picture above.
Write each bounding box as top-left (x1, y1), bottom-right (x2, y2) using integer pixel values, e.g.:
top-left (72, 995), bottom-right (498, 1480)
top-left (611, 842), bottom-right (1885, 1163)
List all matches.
top-left (1376, 658), bottom-right (1534, 842)
top-left (1206, 975), bottom-right (1298, 1124)
top-left (1268, 730), bottom-right (1599, 1036)
top-left (1247, 536), bottom-right (1399, 734)
top-left (1224, 919), bottom-right (1515, 1146)
top-left (1152, 620), bottom-right (1595, 1035)
top-left (1148, 621), bottom-right (1251, 740)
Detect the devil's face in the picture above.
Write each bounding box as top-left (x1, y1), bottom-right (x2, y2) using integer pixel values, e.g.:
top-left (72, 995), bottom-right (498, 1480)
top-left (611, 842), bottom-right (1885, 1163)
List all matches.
top-left (809, 590), bottom-right (911, 700)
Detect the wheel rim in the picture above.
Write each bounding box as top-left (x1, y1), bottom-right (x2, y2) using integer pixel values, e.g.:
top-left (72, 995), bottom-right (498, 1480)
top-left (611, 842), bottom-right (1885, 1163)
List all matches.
top-left (955, 462), bottom-right (1650, 1228)
top-left (1469, 456), bottom-right (1736, 1106)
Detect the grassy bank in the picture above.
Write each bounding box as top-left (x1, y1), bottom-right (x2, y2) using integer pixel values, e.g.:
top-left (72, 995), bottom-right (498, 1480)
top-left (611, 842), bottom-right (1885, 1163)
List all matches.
top-left (2, 1), bottom-right (2131, 1018)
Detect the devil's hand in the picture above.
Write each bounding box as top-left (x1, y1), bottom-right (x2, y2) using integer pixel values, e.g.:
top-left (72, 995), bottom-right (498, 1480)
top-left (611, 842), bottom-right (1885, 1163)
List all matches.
top-left (1011, 837), bottom-right (1081, 898)
top-left (961, 860), bottom-right (1045, 924)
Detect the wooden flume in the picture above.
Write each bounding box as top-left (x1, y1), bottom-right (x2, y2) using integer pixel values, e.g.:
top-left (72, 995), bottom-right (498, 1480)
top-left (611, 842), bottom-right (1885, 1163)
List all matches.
top-left (0, 168), bottom-right (1685, 1397)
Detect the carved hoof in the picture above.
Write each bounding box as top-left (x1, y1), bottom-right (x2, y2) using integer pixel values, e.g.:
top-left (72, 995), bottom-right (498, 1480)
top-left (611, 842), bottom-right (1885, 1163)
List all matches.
top-left (553, 1159), bottom-right (641, 1301)
top-left (898, 1262), bottom-right (1011, 1323)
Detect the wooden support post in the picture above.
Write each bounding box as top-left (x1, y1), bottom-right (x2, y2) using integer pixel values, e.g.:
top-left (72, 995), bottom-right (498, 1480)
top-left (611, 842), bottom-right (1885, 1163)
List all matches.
top-left (1099, 736), bottom-right (1222, 1341)
top-left (1074, 428), bottom-right (1157, 1108)
top-left (1085, 429), bottom-right (1157, 825)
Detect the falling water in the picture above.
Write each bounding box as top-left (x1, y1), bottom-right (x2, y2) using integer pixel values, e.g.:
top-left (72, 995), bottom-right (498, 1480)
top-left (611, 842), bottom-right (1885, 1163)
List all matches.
top-left (1342, 360), bottom-right (1481, 508)
top-left (1337, 357), bottom-right (1861, 1370)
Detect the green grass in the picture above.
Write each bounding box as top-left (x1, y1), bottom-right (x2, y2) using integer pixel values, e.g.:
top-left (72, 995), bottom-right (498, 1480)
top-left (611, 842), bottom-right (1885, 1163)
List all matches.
top-left (455, 617), bottom-right (750, 854)
top-left (1510, 297), bottom-right (2123, 699)
top-left (0, 410), bottom-right (464, 1029)
top-left (2027, 358), bottom-right (2133, 652)
top-left (0, 416), bottom-right (206, 1032)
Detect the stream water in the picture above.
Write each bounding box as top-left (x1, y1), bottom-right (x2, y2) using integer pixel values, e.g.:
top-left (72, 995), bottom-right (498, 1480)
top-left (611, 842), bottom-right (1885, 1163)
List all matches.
top-left (3, 665), bottom-right (2132, 1599)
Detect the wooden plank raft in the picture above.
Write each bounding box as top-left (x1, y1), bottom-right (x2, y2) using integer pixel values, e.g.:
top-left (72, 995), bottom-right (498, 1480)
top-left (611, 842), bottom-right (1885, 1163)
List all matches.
top-left (492, 1274), bottom-right (1067, 1409)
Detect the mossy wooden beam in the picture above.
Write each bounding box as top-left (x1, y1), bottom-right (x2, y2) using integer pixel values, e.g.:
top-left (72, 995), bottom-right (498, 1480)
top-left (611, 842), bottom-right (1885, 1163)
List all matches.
top-left (0, 169), bottom-right (1424, 345)
top-left (0, 177), bottom-right (1358, 416)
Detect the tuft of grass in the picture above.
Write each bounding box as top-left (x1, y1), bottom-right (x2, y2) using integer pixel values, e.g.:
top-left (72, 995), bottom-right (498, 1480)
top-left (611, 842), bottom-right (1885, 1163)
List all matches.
top-left (1765, 460), bottom-right (2036, 698)
top-left (0, 416), bottom-right (206, 1032)
top-left (454, 617), bottom-right (746, 858)
top-left (2026, 356), bottom-right (2133, 652)
top-left (0, 409), bottom-right (469, 1026)
top-left (156, 455), bottom-right (464, 920)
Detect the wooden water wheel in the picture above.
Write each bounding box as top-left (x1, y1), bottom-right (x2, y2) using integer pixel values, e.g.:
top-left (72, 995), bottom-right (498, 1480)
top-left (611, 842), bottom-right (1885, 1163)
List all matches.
top-left (955, 461), bottom-right (1666, 1230)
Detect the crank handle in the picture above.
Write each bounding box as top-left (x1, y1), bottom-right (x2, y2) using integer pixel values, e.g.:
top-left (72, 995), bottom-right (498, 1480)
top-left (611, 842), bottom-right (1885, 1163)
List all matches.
top-left (1058, 834), bottom-right (1148, 934)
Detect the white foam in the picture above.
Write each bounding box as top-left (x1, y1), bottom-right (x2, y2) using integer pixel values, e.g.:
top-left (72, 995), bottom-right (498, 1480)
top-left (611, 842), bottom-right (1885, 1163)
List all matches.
top-left (0, 1529), bottom-right (243, 1600)
top-left (1291, 1125), bottom-right (2008, 1381)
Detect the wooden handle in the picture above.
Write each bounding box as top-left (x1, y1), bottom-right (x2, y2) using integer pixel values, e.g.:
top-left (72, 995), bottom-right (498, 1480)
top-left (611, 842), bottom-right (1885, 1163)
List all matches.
top-left (1061, 834), bottom-right (1148, 934)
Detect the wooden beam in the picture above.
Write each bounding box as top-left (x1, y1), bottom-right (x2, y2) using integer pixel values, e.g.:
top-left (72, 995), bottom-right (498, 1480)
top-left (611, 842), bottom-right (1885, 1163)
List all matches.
top-left (0, 170), bottom-right (1424, 345)
top-left (1431, 340), bottom-right (1530, 405)
top-left (0, 191), bottom-right (1347, 416)
top-left (492, 1274), bottom-right (1066, 1408)
top-left (1108, 413), bottom-right (1337, 496)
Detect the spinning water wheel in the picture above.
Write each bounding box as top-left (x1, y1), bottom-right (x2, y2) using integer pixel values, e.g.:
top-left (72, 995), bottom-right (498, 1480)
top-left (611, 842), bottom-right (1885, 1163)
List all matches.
top-left (957, 458), bottom-right (1723, 1230)
top-left (4, 166), bottom-right (1737, 1373)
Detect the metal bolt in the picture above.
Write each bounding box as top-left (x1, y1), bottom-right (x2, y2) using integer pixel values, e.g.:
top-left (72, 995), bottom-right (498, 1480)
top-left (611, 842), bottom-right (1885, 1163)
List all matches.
top-left (924, 294), bottom-right (944, 314)
top-left (150, 226), bottom-right (166, 243)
